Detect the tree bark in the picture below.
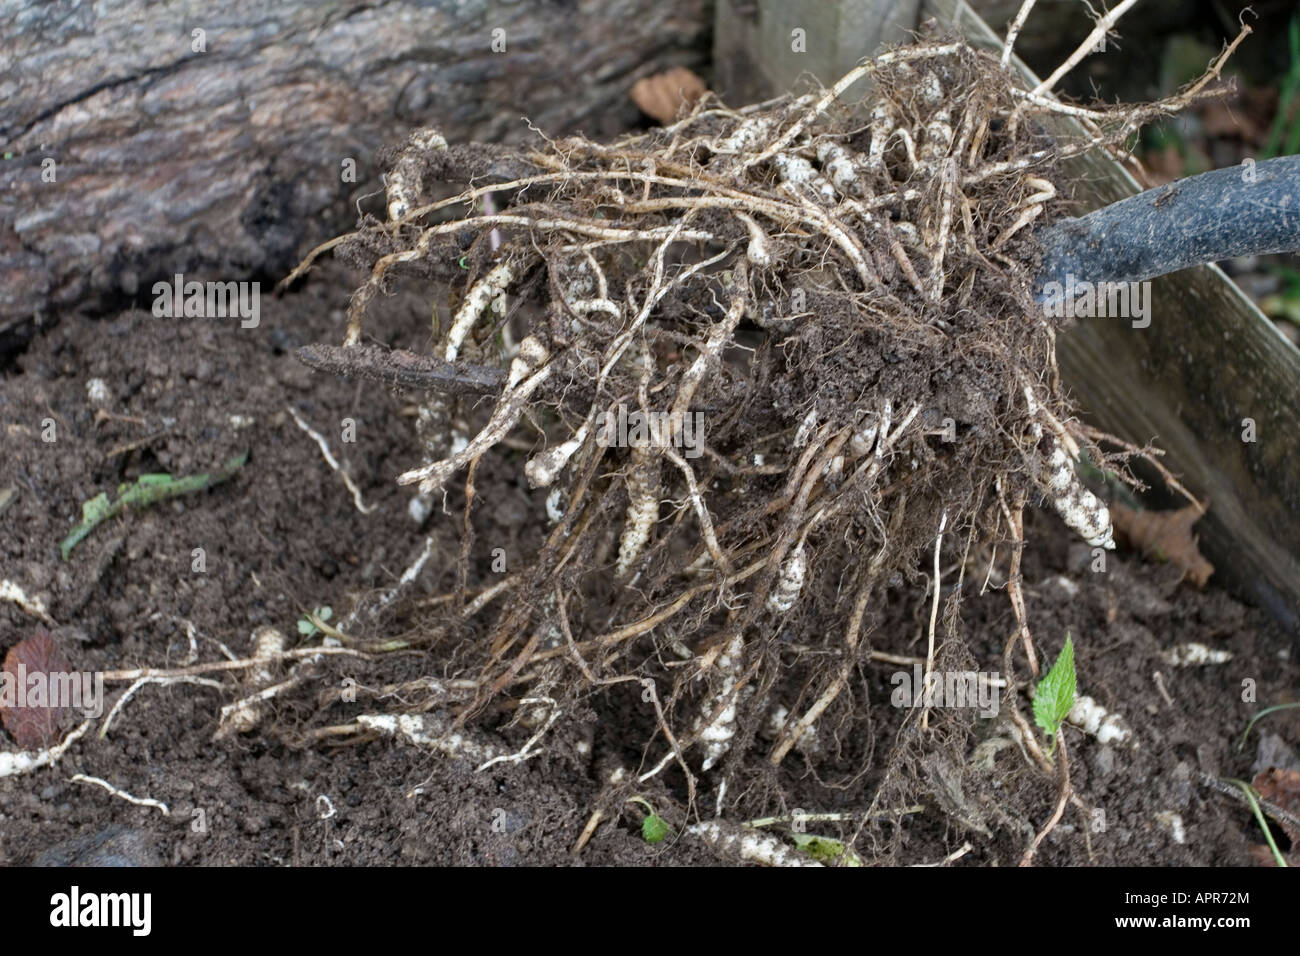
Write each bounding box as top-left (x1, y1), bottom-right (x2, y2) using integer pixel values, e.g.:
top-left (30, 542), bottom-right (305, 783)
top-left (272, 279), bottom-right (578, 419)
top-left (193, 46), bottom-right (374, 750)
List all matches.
top-left (0, 0), bottom-right (710, 352)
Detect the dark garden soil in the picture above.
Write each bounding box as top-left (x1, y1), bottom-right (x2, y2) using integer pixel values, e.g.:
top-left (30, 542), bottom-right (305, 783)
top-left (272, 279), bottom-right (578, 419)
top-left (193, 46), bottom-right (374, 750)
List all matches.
top-left (0, 258), bottom-right (1295, 866)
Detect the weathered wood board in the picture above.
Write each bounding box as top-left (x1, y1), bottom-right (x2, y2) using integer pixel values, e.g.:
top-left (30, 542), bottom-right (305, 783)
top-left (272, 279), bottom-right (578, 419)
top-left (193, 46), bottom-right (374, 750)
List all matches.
top-left (715, 0), bottom-right (1300, 634)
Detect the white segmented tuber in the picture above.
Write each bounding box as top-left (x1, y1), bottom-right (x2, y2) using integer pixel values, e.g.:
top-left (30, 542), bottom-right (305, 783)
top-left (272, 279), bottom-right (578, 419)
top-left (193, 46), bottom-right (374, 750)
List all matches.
top-left (922, 109), bottom-right (954, 162)
top-left (445, 260), bottom-right (516, 362)
top-left (1161, 643), bottom-right (1233, 666)
top-left (793, 407), bottom-right (819, 448)
top-left (816, 141), bottom-right (865, 197)
top-left (1154, 811), bottom-right (1186, 845)
top-left (773, 153), bottom-right (837, 204)
top-left (767, 544), bottom-right (807, 613)
top-left (894, 221), bottom-right (922, 248)
top-left (763, 704), bottom-right (820, 756)
top-left (356, 713), bottom-right (504, 766)
top-left (545, 487), bottom-right (565, 524)
top-left (616, 441), bottom-right (660, 578)
top-left (1067, 694), bottom-right (1134, 747)
top-left (386, 128), bottom-right (448, 221)
top-left (867, 102), bottom-right (895, 171)
top-left (920, 70), bottom-right (943, 105)
top-left (506, 335), bottom-right (549, 389)
top-left (214, 626), bottom-right (287, 739)
top-left (715, 116), bottom-right (775, 153)
top-left (849, 418), bottom-right (879, 458)
top-left (1040, 435), bottom-right (1115, 549)
top-left (525, 417), bottom-right (592, 488)
top-left (688, 821), bottom-right (823, 867)
top-left (249, 626), bottom-right (286, 684)
top-left (694, 634), bottom-right (746, 770)
top-left (0, 578), bottom-right (55, 625)
top-left (876, 399), bottom-right (892, 456)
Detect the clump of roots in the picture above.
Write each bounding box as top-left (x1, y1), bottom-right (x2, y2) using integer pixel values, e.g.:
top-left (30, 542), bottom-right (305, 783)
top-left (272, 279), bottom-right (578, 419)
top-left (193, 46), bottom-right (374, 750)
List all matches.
top-left (287, 27), bottom-right (1233, 841)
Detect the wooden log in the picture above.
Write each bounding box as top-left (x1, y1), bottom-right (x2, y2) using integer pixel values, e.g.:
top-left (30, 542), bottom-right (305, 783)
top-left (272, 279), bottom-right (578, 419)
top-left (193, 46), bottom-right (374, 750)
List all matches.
top-left (0, 0), bottom-right (710, 354)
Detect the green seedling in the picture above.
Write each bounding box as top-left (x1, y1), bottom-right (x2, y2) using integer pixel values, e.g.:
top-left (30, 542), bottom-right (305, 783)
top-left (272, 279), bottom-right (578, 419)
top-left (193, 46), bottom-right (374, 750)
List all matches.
top-left (1238, 701), bottom-right (1300, 752)
top-left (1033, 634), bottom-right (1076, 758)
top-left (791, 833), bottom-right (863, 866)
top-left (1261, 264), bottom-right (1300, 325)
top-left (1227, 779), bottom-right (1288, 867)
top-left (1262, 15), bottom-right (1300, 160)
top-left (627, 796), bottom-right (671, 844)
top-left (60, 450), bottom-right (248, 559)
top-left (297, 605), bottom-right (333, 637)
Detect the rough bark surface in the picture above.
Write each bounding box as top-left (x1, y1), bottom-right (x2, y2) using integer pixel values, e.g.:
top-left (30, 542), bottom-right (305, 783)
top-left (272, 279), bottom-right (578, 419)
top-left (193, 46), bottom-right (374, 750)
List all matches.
top-left (0, 0), bottom-right (710, 349)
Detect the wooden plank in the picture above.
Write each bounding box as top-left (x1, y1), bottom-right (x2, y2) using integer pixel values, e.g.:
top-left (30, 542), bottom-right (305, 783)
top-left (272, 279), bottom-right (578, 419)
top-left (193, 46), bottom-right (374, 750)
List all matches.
top-left (929, 0), bottom-right (1300, 635)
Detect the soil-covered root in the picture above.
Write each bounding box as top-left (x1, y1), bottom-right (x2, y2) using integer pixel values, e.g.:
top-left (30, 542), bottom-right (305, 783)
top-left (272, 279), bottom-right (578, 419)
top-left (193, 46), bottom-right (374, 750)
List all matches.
top-left (284, 25), bottom-right (1236, 852)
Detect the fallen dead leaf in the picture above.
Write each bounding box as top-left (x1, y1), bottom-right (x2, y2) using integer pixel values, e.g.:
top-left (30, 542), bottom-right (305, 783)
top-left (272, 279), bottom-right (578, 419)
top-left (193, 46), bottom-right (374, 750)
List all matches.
top-left (1110, 503), bottom-right (1214, 588)
top-left (630, 67), bottom-right (707, 125)
top-left (1252, 767), bottom-right (1300, 843)
top-left (1, 629), bottom-right (72, 749)
top-left (1248, 767), bottom-right (1300, 866)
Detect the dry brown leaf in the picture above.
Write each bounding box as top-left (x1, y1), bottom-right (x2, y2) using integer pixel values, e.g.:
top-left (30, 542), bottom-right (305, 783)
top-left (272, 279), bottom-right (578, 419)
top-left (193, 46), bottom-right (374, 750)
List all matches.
top-left (1252, 767), bottom-right (1300, 843)
top-left (1110, 503), bottom-right (1214, 587)
top-left (630, 67), bottom-right (706, 125)
top-left (1, 629), bottom-right (72, 749)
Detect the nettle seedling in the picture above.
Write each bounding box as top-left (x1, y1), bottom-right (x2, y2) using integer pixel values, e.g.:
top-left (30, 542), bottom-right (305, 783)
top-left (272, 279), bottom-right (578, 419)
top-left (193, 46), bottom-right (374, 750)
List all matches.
top-left (296, 606), bottom-right (333, 638)
top-left (626, 796), bottom-right (672, 845)
top-left (1033, 634), bottom-right (1077, 758)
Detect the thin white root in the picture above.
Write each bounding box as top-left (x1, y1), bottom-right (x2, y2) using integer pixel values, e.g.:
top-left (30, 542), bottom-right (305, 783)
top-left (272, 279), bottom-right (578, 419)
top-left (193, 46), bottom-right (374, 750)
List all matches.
top-left (475, 697), bottom-right (561, 771)
top-left (1029, 0), bottom-right (1140, 98)
top-left (100, 675), bottom-right (224, 739)
top-left (288, 406), bottom-right (376, 515)
top-left (0, 579), bottom-right (56, 626)
top-left (693, 634), bottom-right (746, 771)
top-left (70, 773), bottom-right (170, 816)
top-left (1001, 0), bottom-right (1039, 68)
top-left (0, 720), bottom-right (91, 778)
top-left (1067, 693), bottom-right (1134, 747)
top-left (342, 535), bottom-right (436, 629)
top-left (399, 361), bottom-right (554, 494)
top-left (688, 820), bottom-right (823, 867)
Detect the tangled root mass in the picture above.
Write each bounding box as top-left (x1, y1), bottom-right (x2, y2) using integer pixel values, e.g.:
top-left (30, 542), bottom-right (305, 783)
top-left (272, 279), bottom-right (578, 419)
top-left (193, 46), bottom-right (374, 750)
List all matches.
top-left (298, 35), bottom-right (1222, 840)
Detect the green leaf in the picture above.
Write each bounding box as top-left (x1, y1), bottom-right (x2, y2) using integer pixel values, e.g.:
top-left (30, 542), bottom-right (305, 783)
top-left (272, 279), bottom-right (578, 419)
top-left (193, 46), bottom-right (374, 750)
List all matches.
top-left (1033, 635), bottom-right (1076, 750)
top-left (790, 833), bottom-right (862, 866)
top-left (642, 813), bottom-right (670, 844)
top-left (60, 451), bottom-right (248, 559)
top-left (297, 616), bottom-right (318, 636)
